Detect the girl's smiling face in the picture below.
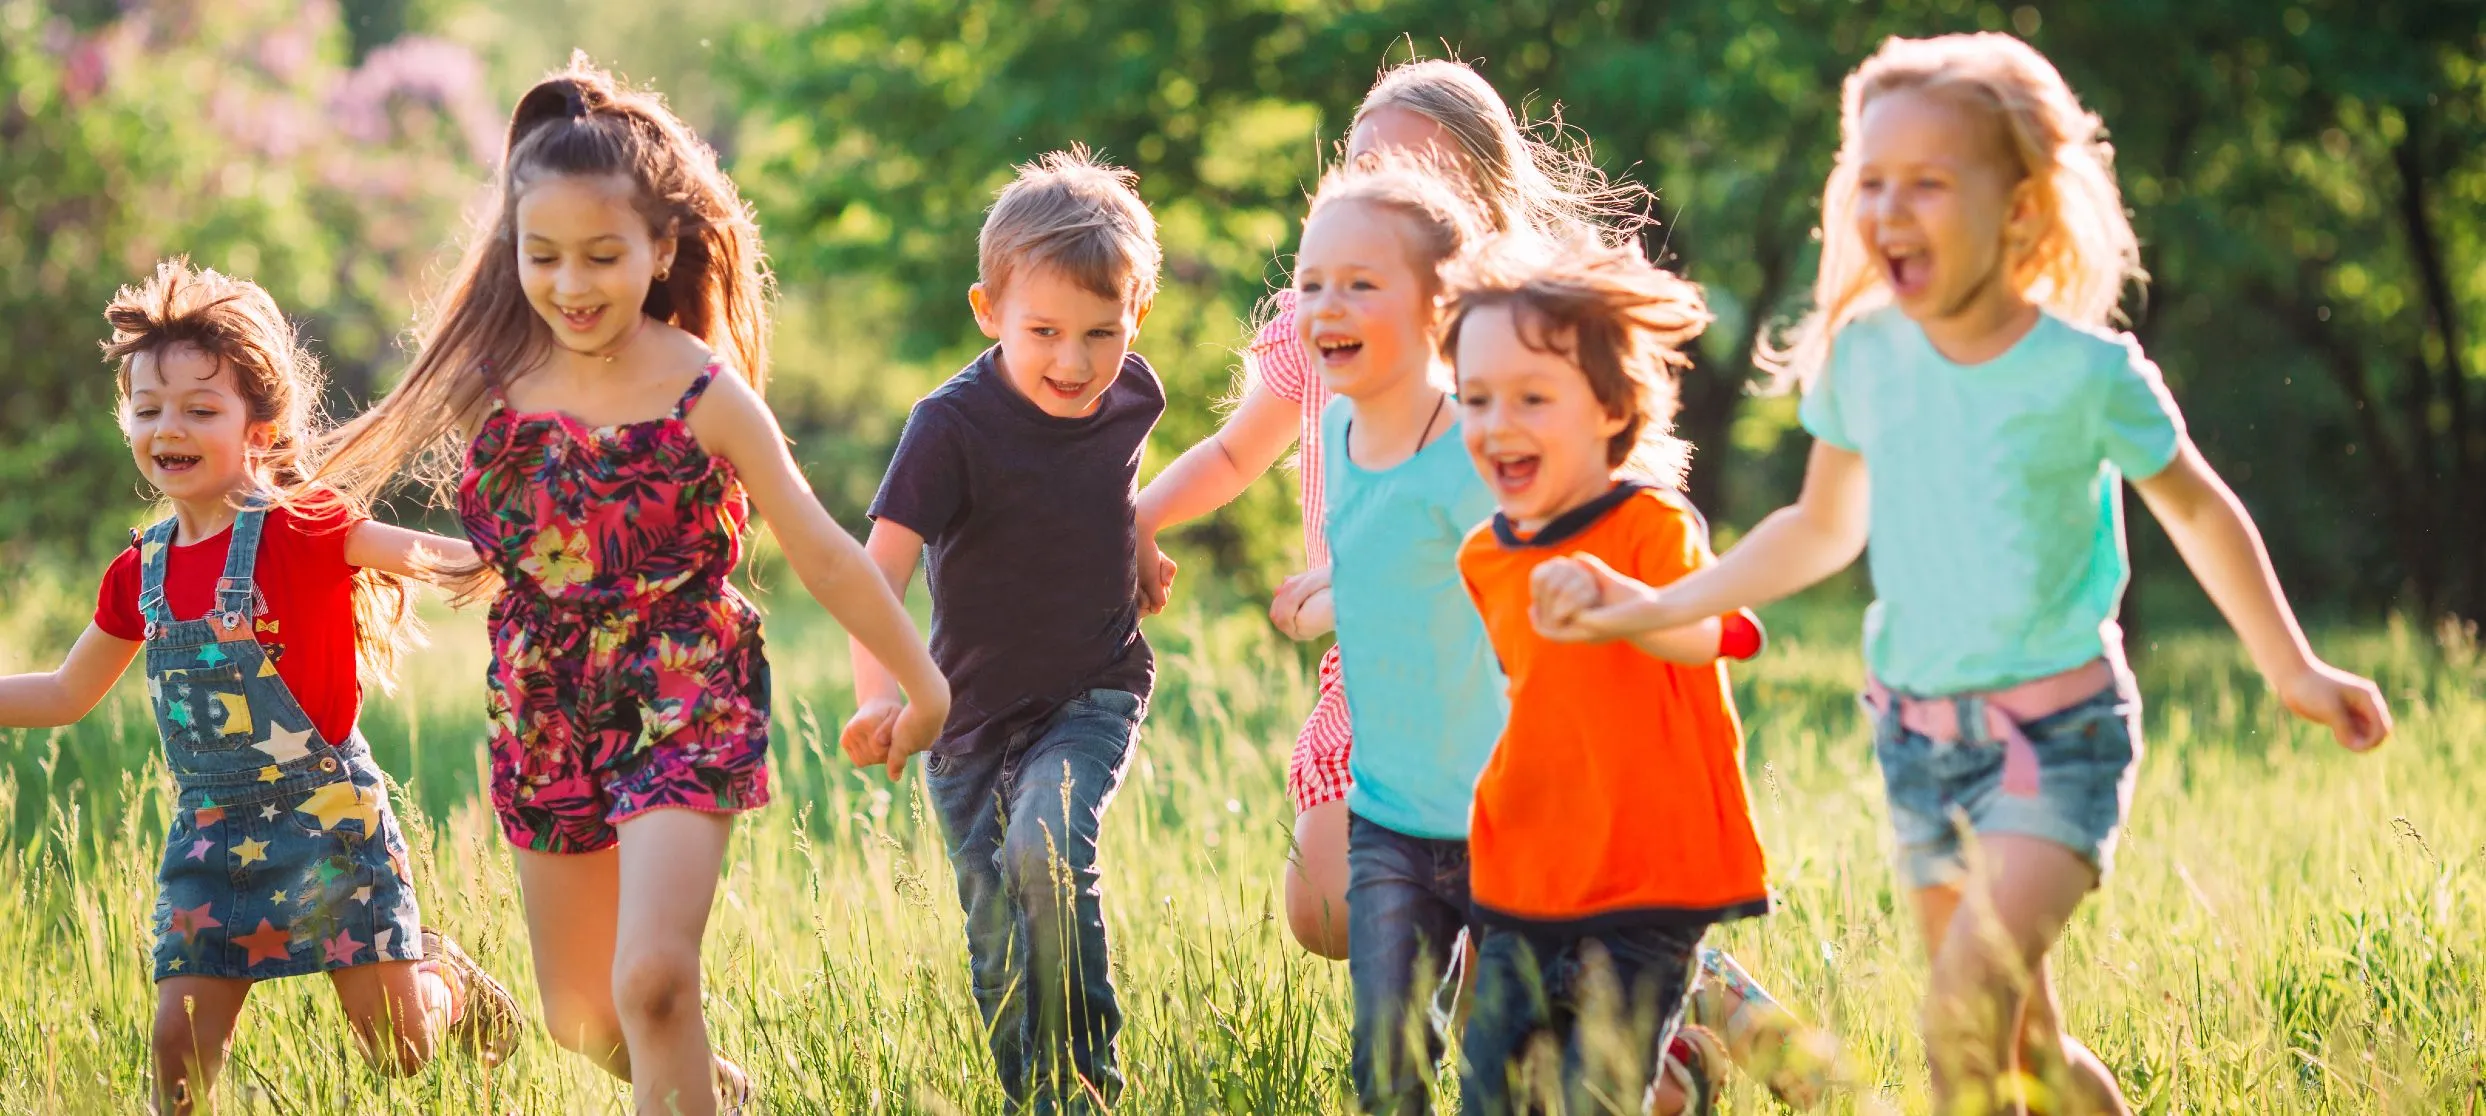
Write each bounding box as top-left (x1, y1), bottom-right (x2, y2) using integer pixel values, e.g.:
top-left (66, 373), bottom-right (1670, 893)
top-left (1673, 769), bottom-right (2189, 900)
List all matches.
top-left (515, 172), bottom-right (676, 356)
top-left (1852, 88), bottom-right (2035, 321)
top-left (1294, 199), bottom-right (1439, 401)
top-left (1456, 303), bottom-right (1626, 532)
top-left (123, 344), bottom-right (268, 505)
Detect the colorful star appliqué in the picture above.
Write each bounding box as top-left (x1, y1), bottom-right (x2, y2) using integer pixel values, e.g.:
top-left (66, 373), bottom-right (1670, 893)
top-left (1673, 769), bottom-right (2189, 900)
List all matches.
top-left (322, 931), bottom-right (364, 966)
top-left (254, 723), bottom-right (313, 765)
top-left (193, 805), bottom-right (226, 828)
top-left (233, 837), bottom-right (270, 867)
top-left (214, 692), bottom-right (252, 736)
top-left (168, 902), bottom-right (220, 944)
top-left (234, 919), bottom-right (293, 967)
top-left (183, 837), bottom-right (212, 861)
top-left (295, 781), bottom-right (381, 833)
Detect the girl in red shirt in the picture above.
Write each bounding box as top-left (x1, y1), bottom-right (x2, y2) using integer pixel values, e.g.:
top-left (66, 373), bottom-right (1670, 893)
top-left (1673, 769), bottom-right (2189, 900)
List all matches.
top-left (0, 261), bottom-right (517, 1114)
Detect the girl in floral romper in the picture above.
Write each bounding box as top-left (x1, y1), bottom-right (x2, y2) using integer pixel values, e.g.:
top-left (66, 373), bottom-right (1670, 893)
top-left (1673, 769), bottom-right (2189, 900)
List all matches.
top-left (315, 62), bottom-right (949, 1116)
top-left (0, 260), bottom-right (518, 1114)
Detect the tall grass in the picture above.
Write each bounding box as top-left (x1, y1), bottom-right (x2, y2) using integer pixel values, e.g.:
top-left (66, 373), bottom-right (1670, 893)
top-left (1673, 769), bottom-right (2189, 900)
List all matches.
top-left (0, 584), bottom-right (2479, 1112)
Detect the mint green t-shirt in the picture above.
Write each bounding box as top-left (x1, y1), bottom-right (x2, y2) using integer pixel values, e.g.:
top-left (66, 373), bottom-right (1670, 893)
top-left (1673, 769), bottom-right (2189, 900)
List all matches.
top-left (1323, 396), bottom-right (1505, 840)
top-left (1799, 307), bottom-right (2186, 696)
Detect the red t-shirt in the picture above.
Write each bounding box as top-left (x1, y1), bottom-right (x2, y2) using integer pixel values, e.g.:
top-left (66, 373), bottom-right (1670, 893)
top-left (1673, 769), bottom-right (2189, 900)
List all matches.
top-left (95, 504), bottom-right (366, 745)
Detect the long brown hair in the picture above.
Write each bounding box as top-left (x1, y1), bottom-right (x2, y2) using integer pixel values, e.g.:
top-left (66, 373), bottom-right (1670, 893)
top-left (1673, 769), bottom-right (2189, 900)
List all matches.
top-left (1352, 57), bottom-right (1650, 245)
top-left (314, 54), bottom-right (773, 511)
top-left (1443, 237), bottom-right (1713, 488)
top-left (103, 258), bottom-right (424, 689)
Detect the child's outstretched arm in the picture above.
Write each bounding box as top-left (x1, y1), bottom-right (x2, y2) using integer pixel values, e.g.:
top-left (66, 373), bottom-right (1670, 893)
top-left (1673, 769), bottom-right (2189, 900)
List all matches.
top-left (1538, 441), bottom-right (1871, 642)
top-left (0, 625), bottom-right (140, 728)
top-left (2133, 441), bottom-right (2391, 751)
top-left (844, 521), bottom-right (929, 775)
top-left (1133, 381), bottom-right (1298, 613)
top-left (691, 372), bottom-right (951, 777)
top-left (344, 522), bottom-right (479, 580)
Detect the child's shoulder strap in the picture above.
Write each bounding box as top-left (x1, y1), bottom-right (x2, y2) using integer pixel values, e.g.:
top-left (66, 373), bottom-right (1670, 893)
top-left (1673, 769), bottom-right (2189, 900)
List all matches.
top-left (671, 360), bottom-right (723, 422)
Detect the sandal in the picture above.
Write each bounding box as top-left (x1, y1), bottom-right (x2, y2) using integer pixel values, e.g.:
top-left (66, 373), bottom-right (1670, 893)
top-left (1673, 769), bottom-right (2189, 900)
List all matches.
top-left (715, 1055), bottom-right (756, 1115)
top-left (1661, 1025), bottom-right (1725, 1115)
top-left (422, 926), bottom-right (521, 1066)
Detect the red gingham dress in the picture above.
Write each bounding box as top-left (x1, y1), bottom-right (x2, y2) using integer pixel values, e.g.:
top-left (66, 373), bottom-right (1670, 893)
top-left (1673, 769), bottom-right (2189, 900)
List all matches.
top-left (1250, 291), bottom-right (1354, 813)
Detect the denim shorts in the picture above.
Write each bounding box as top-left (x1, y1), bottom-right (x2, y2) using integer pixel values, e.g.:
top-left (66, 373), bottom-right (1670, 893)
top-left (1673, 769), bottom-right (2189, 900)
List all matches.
top-left (1872, 682), bottom-right (2142, 890)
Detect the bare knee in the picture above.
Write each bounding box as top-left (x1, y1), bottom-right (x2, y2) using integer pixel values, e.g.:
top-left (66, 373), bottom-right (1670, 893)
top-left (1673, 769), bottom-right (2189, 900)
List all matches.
top-left (1283, 858), bottom-right (1350, 960)
top-left (612, 949), bottom-right (703, 1033)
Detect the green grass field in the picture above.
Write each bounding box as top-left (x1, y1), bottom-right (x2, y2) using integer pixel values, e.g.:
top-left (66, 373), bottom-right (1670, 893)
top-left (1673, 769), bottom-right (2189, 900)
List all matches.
top-left (1, 581), bottom-right (2480, 1114)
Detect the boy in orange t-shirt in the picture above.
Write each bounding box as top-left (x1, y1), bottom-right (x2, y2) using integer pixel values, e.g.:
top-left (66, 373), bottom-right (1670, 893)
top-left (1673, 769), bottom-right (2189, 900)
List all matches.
top-left (1445, 240), bottom-right (1772, 1114)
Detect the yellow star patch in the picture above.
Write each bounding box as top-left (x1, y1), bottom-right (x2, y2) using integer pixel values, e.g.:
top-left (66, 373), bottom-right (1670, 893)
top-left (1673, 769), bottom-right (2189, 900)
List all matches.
top-left (295, 781), bottom-right (381, 833)
top-left (258, 658), bottom-right (280, 678)
top-left (270, 890), bottom-right (288, 904)
top-left (234, 837), bottom-right (270, 867)
top-left (214, 692), bottom-right (253, 736)
top-left (141, 540), bottom-right (166, 564)
top-left (258, 766), bottom-right (281, 783)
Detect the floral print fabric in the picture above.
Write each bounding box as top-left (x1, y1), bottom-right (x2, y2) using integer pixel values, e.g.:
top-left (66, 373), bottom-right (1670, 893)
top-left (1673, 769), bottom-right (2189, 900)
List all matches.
top-left (459, 364), bottom-right (774, 853)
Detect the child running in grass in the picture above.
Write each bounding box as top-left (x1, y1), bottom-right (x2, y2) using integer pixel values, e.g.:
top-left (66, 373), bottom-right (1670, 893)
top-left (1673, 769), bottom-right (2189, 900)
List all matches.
top-left (1135, 57), bottom-right (1829, 1108)
top-left (1444, 238), bottom-right (1769, 1115)
top-left (0, 260), bottom-right (519, 1115)
top-left (311, 61), bottom-right (950, 1115)
top-left (1537, 33), bottom-right (2393, 1115)
top-left (844, 149), bottom-right (1163, 1114)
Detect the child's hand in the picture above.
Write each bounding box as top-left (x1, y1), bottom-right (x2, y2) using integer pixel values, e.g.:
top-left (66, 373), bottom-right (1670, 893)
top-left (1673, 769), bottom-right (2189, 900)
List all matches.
top-left (1270, 566), bottom-right (1335, 640)
top-left (1141, 543), bottom-right (1179, 617)
top-left (1531, 553), bottom-right (1664, 643)
top-left (840, 700), bottom-right (901, 769)
top-left (2278, 661), bottom-right (2393, 752)
top-left (886, 698), bottom-right (945, 780)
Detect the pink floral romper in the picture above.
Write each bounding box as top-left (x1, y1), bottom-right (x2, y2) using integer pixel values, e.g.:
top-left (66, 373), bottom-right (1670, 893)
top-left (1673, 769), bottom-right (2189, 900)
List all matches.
top-left (460, 363), bottom-right (772, 853)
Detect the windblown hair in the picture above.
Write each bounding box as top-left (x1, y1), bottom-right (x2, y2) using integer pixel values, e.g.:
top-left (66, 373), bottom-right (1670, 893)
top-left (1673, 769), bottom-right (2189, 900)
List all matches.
top-left (311, 54), bottom-right (773, 515)
top-left (1352, 57), bottom-right (1651, 245)
top-left (1303, 151), bottom-right (1487, 295)
top-left (979, 146), bottom-right (1162, 308)
top-left (1443, 237), bottom-right (1713, 487)
top-left (1759, 33), bottom-right (2143, 392)
top-left (103, 258), bottom-right (423, 690)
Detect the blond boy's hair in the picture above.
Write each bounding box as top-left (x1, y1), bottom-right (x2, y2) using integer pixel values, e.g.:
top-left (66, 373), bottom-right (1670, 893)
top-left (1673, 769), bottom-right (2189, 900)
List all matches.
top-left (979, 147), bottom-right (1162, 308)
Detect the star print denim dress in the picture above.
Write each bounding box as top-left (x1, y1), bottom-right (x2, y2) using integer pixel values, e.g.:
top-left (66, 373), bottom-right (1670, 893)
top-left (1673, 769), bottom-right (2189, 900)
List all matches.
top-left (141, 505), bottom-right (423, 981)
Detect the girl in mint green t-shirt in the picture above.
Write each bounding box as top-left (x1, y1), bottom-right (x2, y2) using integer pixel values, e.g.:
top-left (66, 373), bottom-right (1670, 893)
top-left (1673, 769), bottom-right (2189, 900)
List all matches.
top-left (1532, 32), bottom-right (2392, 1116)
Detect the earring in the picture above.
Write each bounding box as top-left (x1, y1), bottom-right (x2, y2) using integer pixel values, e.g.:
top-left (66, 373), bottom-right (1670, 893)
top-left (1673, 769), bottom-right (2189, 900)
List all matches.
top-left (655, 267), bottom-right (671, 282)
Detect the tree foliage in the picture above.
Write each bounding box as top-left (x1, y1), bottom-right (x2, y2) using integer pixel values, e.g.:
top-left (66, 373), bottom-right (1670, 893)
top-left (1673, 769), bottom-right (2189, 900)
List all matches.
top-left (730, 0), bottom-right (2486, 621)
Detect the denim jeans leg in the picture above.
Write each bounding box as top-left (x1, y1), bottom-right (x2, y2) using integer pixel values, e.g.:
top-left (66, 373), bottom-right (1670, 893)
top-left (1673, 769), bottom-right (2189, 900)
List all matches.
top-left (1561, 924), bottom-right (1708, 1113)
top-left (1346, 814), bottom-right (1468, 1116)
top-left (1459, 927), bottom-right (1552, 1116)
top-left (926, 742), bottom-right (1031, 1104)
top-left (1002, 689), bottom-right (1140, 1113)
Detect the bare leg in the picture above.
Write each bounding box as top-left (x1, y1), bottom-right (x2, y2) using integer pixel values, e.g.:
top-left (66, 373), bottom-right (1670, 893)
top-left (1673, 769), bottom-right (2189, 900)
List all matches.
top-left (152, 976), bottom-right (252, 1116)
top-left (1282, 799), bottom-right (1352, 959)
top-left (327, 958), bottom-right (455, 1075)
top-left (611, 809), bottom-right (734, 1116)
top-left (514, 846), bottom-right (631, 1079)
top-left (1912, 835), bottom-right (2131, 1116)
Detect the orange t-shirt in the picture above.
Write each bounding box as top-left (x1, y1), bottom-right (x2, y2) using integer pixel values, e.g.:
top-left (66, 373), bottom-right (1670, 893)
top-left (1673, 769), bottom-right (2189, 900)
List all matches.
top-left (1458, 484), bottom-right (1770, 931)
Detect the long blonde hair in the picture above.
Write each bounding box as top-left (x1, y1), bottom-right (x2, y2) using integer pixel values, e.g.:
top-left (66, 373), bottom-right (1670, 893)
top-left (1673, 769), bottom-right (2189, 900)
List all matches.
top-left (1759, 33), bottom-right (2143, 392)
top-left (313, 55), bottom-right (773, 509)
top-left (103, 258), bottom-right (424, 690)
top-left (1352, 57), bottom-right (1650, 246)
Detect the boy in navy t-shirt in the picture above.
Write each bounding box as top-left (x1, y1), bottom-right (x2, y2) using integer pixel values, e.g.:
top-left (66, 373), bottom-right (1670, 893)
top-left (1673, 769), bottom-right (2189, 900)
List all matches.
top-left (845, 148), bottom-right (1163, 1113)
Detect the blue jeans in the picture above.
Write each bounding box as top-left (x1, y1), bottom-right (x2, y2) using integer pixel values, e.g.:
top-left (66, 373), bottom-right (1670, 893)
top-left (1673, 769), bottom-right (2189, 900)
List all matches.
top-left (1873, 682), bottom-right (2142, 889)
top-left (1459, 922), bottom-right (1708, 1115)
top-left (926, 689), bottom-right (1141, 1114)
top-left (1345, 813), bottom-right (1471, 1116)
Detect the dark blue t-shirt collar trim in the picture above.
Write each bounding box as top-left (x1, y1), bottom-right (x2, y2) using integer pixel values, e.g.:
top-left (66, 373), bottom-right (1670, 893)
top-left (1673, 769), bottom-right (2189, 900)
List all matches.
top-left (1491, 481), bottom-right (1653, 549)
top-left (970, 345), bottom-right (1146, 429)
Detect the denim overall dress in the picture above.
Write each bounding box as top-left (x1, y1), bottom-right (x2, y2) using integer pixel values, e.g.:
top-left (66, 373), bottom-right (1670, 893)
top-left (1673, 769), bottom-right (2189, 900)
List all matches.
top-left (142, 505), bottom-right (423, 981)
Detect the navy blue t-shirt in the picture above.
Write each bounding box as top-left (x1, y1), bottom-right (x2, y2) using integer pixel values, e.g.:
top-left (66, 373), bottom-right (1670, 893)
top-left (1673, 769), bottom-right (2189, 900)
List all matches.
top-left (869, 347), bottom-right (1163, 755)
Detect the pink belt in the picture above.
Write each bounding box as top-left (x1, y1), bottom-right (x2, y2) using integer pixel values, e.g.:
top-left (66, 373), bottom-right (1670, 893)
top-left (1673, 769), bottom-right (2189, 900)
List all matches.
top-left (1865, 658), bottom-right (2122, 797)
